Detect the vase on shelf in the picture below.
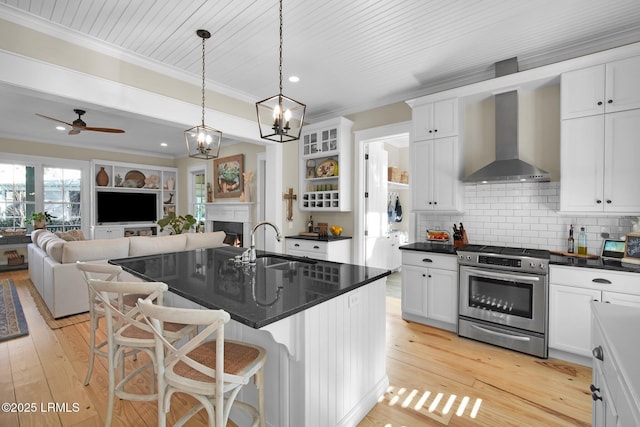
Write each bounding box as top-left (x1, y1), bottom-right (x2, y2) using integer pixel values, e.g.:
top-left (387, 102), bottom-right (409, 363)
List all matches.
top-left (96, 167), bottom-right (109, 186)
top-left (166, 176), bottom-right (175, 190)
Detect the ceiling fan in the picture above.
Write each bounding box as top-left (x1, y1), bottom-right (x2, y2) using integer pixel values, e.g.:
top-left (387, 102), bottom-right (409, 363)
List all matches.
top-left (36, 109), bottom-right (125, 135)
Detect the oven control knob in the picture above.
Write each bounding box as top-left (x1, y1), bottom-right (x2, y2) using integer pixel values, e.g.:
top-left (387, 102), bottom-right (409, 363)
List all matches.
top-left (539, 263), bottom-right (546, 269)
top-left (529, 262), bottom-right (536, 268)
top-left (466, 256), bottom-right (471, 261)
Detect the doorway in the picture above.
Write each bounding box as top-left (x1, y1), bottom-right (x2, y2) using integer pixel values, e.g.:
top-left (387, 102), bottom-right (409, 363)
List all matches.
top-left (354, 122), bottom-right (411, 268)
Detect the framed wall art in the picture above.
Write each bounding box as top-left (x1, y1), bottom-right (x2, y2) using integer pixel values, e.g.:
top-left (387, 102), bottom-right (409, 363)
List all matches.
top-left (213, 154), bottom-right (244, 198)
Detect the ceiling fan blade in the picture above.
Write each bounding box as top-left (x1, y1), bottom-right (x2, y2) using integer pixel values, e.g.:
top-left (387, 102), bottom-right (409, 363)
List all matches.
top-left (83, 126), bottom-right (125, 133)
top-left (36, 113), bottom-right (73, 127)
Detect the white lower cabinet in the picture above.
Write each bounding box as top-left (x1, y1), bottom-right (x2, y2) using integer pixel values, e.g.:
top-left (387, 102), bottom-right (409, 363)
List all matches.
top-left (400, 250), bottom-right (457, 331)
top-left (591, 303), bottom-right (640, 427)
top-left (285, 238), bottom-right (351, 263)
top-left (92, 226), bottom-right (125, 239)
top-left (549, 265), bottom-right (640, 361)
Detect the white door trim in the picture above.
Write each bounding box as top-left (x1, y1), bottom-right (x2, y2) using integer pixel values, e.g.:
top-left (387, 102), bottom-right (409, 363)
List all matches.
top-left (354, 121), bottom-right (411, 266)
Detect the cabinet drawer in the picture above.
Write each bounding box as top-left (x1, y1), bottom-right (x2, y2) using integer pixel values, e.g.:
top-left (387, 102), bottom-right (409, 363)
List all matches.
top-left (401, 250), bottom-right (457, 271)
top-left (285, 239), bottom-right (328, 254)
top-left (550, 265), bottom-right (640, 294)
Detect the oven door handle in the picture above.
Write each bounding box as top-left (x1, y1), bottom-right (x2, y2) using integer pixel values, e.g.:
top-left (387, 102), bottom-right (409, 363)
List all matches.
top-left (462, 266), bottom-right (540, 283)
top-left (470, 324), bottom-right (531, 342)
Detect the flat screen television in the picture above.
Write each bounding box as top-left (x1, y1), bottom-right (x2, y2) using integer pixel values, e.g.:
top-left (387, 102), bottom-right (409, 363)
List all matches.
top-left (96, 191), bottom-right (158, 224)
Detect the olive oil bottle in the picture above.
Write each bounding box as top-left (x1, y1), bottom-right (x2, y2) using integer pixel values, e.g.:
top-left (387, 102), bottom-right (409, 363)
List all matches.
top-left (578, 226), bottom-right (587, 255)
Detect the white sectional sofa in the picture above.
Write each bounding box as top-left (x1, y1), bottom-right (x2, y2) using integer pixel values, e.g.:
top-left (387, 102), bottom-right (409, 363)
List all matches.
top-left (27, 229), bottom-right (227, 318)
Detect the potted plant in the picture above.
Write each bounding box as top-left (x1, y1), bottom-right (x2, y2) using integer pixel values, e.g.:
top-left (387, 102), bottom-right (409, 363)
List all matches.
top-left (25, 211), bottom-right (56, 229)
top-left (157, 212), bottom-right (197, 235)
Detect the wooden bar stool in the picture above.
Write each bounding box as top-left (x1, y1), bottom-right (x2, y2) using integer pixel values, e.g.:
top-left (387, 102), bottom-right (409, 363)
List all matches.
top-left (89, 279), bottom-right (196, 427)
top-left (138, 300), bottom-right (267, 427)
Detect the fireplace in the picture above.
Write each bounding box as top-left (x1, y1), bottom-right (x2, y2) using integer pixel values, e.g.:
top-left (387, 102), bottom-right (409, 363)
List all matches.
top-left (213, 221), bottom-right (243, 247)
top-left (205, 202), bottom-right (254, 248)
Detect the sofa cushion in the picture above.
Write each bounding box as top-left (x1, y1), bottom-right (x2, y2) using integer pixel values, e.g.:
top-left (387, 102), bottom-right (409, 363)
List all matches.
top-left (45, 239), bottom-right (65, 263)
top-left (31, 228), bottom-right (47, 244)
top-left (36, 230), bottom-right (57, 249)
top-left (61, 237), bottom-right (130, 263)
top-left (129, 234), bottom-right (187, 257)
top-left (38, 233), bottom-right (64, 253)
top-left (185, 231), bottom-right (227, 251)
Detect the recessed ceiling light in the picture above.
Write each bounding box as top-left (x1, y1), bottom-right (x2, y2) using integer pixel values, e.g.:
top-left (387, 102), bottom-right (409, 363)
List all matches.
top-left (56, 126), bottom-right (66, 131)
top-left (160, 142), bottom-right (168, 147)
top-left (288, 76), bottom-right (300, 83)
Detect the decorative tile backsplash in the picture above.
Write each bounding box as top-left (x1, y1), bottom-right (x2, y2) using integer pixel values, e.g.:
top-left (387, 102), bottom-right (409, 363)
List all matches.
top-left (417, 182), bottom-right (636, 252)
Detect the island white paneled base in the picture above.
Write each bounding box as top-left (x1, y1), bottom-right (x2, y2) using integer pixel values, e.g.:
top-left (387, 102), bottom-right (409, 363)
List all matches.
top-left (168, 277), bottom-right (388, 427)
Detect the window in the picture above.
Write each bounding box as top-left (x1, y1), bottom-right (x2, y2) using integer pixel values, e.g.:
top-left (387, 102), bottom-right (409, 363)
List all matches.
top-left (0, 164), bottom-right (36, 229)
top-left (43, 167), bottom-right (82, 232)
top-left (0, 157), bottom-right (88, 233)
top-left (192, 170), bottom-right (206, 224)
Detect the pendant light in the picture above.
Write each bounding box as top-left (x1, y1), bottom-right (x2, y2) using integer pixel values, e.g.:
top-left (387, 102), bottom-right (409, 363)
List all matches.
top-left (185, 29), bottom-right (222, 159)
top-left (256, 0), bottom-right (306, 142)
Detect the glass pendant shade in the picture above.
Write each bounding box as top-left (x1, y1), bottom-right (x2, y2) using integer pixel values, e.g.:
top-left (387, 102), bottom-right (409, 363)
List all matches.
top-left (256, 93), bottom-right (305, 143)
top-left (184, 124), bottom-right (222, 159)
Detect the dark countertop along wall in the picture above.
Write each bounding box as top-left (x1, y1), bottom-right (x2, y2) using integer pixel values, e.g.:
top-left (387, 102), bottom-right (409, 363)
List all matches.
top-left (400, 243), bottom-right (640, 274)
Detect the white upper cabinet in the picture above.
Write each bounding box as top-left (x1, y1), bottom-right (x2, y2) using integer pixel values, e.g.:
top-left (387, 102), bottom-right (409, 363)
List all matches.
top-left (299, 117), bottom-right (353, 212)
top-left (561, 55), bottom-right (640, 119)
top-left (561, 105), bottom-right (640, 214)
top-left (409, 97), bottom-right (463, 213)
top-left (411, 98), bottom-right (458, 140)
top-left (411, 137), bottom-right (463, 213)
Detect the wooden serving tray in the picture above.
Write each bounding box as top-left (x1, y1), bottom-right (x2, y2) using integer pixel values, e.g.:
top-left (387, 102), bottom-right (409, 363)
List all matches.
top-left (550, 250), bottom-right (599, 259)
top-left (298, 232), bottom-right (320, 237)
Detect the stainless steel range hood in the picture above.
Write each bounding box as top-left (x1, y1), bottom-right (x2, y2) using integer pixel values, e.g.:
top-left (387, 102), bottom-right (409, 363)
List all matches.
top-left (464, 59), bottom-right (550, 184)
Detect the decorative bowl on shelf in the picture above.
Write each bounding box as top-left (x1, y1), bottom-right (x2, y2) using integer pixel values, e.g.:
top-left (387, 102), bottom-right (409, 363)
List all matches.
top-left (330, 225), bottom-right (343, 236)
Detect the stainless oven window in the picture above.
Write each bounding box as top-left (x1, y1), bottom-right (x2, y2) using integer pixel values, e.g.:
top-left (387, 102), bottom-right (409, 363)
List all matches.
top-left (468, 275), bottom-right (533, 319)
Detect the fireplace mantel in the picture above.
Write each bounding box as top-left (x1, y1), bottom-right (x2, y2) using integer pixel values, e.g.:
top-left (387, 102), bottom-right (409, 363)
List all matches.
top-left (205, 202), bottom-right (254, 248)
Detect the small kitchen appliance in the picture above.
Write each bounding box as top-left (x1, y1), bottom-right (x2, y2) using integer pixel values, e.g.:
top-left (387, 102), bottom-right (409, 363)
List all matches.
top-left (457, 244), bottom-right (550, 358)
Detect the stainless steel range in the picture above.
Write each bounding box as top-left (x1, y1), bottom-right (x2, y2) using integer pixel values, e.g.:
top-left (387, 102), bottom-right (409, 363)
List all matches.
top-left (457, 245), bottom-right (550, 358)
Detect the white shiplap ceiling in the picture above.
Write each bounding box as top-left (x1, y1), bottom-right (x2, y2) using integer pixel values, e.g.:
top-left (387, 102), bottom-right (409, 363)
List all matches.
top-left (1, 0), bottom-right (640, 157)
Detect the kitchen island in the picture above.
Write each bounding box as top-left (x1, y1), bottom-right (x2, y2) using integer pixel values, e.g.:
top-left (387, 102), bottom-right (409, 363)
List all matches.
top-left (111, 246), bottom-right (390, 427)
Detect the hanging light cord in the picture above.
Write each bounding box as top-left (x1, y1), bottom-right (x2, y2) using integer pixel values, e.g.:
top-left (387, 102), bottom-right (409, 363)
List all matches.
top-left (278, 0), bottom-right (283, 95)
top-left (201, 34), bottom-right (207, 127)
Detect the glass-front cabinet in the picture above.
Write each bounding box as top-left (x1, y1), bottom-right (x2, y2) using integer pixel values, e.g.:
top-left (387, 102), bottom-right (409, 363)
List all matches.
top-left (299, 117), bottom-right (353, 212)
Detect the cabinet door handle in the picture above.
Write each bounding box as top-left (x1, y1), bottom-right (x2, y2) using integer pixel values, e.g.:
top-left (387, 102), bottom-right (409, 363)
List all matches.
top-left (597, 101), bottom-right (603, 106)
top-left (596, 199), bottom-right (602, 204)
top-left (313, 245), bottom-right (320, 249)
top-left (607, 99), bottom-right (613, 104)
top-left (592, 345), bottom-right (604, 361)
top-left (433, 201), bottom-right (437, 205)
top-left (592, 278), bottom-right (612, 285)
top-left (422, 258), bottom-right (433, 263)
top-left (591, 392), bottom-right (603, 402)
top-left (590, 384), bottom-right (600, 393)
top-left (434, 129), bottom-right (438, 133)
top-left (606, 200), bottom-right (612, 204)
top-left (294, 243), bottom-right (300, 247)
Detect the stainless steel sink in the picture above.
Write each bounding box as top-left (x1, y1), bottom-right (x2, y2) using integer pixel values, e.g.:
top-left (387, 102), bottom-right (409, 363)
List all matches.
top-left (256, 254), bottom-right (315, 270)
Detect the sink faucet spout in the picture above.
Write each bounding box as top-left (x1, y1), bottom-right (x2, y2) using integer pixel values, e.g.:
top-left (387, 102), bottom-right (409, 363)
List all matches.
top-left (249, 221), bottom-right (282, 263)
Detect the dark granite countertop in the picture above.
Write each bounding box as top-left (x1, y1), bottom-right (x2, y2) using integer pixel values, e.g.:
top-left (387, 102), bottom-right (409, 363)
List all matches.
top-left (550, 254), bottom-right (640, 273)
top-left (285, 235), bottom-right (352, 242)
top-left (110, 246), bottom-right (390, 329)
top-left (399, 242), bottom-right (457, 255)
top-left (399, 241), bottom-right (640, 273)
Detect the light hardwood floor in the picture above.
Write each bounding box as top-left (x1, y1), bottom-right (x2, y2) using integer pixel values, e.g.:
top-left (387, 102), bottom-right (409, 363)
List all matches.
top-left (1, 270), bottom-right (592, 426)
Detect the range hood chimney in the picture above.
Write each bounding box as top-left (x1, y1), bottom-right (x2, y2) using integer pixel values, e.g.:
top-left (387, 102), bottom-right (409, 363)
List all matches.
top-left (464, 58), bottom-right (550, 184)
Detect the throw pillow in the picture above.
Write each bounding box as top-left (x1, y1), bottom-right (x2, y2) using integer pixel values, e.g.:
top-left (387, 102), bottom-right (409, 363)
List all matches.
top-left (55, 229), bottom-right (86, 241)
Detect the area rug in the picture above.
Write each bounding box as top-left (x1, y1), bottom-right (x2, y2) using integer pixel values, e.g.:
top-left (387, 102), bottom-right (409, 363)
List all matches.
top-left (17, 278), bottom-right (89, 330)
top-left (0, 279), bottom-right (29, 342)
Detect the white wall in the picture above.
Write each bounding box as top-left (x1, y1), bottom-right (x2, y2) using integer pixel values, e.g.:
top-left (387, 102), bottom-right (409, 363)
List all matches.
top-left (417, 182), bottom-right (635, 253)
